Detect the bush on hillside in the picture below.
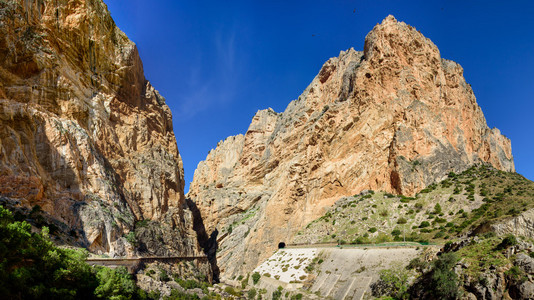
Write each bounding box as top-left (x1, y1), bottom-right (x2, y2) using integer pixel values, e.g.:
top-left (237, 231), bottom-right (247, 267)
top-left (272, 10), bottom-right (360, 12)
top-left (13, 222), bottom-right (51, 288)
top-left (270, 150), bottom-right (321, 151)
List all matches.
top-left (429, 253), bottom-right (459, 299)
top-left (371, 264), bottom-right (410, 299)
top-left (0, 206), bottom-right (97, 299)
top-left (0, 205), bottom-right (155, 300)
top-left (252, 272), bottom-right (261, 284)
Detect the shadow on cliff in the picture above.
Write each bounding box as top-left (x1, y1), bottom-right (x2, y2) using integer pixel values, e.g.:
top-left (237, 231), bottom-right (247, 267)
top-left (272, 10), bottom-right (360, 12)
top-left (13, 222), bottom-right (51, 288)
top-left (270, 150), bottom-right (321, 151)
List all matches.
top-left (185, 198), bottom-right (220, 283)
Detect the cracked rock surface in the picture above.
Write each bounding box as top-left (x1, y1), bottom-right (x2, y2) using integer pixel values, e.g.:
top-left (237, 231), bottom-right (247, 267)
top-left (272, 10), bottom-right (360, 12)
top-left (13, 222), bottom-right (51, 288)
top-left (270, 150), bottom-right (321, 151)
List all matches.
top-left (188, 15), bottom-right (514, 279)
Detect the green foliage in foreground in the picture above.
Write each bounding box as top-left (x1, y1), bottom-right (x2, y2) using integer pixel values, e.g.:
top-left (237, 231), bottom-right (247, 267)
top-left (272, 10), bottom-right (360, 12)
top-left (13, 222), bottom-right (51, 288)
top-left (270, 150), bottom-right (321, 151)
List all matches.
top-left (95, 267), bottom-right (138, 300)
top-left (429, 253), bottom-right (459, 300)
top-left (0, 205), bottom-right (97, 299)
top-left (0, 205), bottom-right (152, 300)
top-left (371, 264), bottom-right (411, 299)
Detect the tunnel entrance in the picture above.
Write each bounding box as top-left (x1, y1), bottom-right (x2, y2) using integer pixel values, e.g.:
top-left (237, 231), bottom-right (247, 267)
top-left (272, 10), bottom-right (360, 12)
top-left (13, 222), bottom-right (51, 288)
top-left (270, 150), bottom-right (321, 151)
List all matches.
top-left (278, 242), bottom-right (286, 249)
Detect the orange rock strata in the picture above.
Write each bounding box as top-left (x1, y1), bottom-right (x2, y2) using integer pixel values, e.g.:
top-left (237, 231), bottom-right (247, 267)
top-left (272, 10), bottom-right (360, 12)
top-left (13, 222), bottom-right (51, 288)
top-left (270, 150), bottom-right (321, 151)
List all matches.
top-left (188, 16), bottom-right (514, 278)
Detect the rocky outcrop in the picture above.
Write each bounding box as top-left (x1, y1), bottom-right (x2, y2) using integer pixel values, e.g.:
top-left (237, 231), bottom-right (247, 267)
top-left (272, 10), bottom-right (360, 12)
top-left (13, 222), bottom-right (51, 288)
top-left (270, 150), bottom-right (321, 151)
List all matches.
top-left (491, 208), bottom-right (534, 239)
top-left (188, 15), bottom-right (514, 278)
top-left (0, 0), bottom-right (201, 259)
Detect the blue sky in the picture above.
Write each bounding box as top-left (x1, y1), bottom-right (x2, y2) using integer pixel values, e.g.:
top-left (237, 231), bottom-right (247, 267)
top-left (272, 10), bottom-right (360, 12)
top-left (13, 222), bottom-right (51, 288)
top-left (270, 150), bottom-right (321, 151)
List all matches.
top-left (105, 0), bottom-right (534, 192)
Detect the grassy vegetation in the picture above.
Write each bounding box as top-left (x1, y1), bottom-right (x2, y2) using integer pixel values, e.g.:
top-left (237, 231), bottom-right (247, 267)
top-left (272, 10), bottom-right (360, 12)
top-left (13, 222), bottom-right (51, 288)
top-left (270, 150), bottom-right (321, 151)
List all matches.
top-left (0, 204), bottom-right (224, 300)
top-left (294, 165), bottom-right (534, 245)
top-left (454, 234), bottom-right (514, 277)
top-left (0, 205), bottom-right (156, 300)
top-left (222, 206), bottom-right (258, 234)
top-left (402, 232), bottom-right (532, 299)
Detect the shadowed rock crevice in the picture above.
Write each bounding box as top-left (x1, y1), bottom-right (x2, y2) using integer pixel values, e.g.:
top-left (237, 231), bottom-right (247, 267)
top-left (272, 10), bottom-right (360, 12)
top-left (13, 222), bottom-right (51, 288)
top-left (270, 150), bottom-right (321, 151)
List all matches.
top-left (186, 198), bottom-right (220, 282)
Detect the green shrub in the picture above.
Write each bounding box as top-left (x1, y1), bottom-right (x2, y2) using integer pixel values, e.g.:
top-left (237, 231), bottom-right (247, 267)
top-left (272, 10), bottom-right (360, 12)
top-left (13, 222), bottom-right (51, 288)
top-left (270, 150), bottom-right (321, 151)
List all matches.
top-left (419, 221), bottom-right (430, 228)
top-left (241, 274), bottom-right (249, 289)
top-left (247, 288), bottom-right (257, 299)
top-left (252, 272), bottom-right (261, 284)
top-left (167, 289), bottom-right (200, 300)
top-left (434, 231), bottom-right (446, 239)
top-left (95, 266), bottom-right (137, 299)
top-left (497, 235), bottom-right (518, 250)
top-left (272, 286), bottom-right (283, 300)
top-left (125, 232), bottom-right (137, 246)
top-left (224, 286), bottom-right (240, 296)
top-left (435, 217), bottom-right (447, 224)
top-left (159, 268), bottom-right (170, 282)
top-left (505, 266), bottom-right (523, 280)
top-left (434, 203), bottom-right (442, 214)
top-left (0, 206), bottom-right (99, 299)
top-left (371, 265), bottom-right (410, 299)
top-left (429, 253), bottom-right (459, 299)
top-left (397, 217), bottom-right (407, 224)
top-left (369, 227), bottom-right (378, 233)
top-left (174, 277), bottom-right (210, 291)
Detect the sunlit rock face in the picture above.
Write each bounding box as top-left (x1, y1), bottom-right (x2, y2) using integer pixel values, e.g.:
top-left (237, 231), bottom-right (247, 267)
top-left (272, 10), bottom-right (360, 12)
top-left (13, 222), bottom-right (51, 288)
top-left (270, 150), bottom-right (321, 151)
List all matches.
top-left (188, 15), bottom-right (514, 279)
top-left (0, 0), bottom-right (201, 258)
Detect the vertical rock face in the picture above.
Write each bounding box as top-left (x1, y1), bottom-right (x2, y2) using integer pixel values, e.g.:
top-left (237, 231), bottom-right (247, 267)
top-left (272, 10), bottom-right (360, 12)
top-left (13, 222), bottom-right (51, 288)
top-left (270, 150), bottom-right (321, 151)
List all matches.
top-left (0, 0), bottom-right (199, 258)
top-left (188, 16), bottom-right (514, 278)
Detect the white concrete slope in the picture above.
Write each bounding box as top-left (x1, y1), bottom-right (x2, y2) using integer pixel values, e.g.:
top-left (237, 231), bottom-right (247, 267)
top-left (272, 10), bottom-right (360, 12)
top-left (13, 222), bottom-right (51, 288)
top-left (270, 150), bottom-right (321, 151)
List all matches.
top-left (252, 246), bottom-right (428, 299)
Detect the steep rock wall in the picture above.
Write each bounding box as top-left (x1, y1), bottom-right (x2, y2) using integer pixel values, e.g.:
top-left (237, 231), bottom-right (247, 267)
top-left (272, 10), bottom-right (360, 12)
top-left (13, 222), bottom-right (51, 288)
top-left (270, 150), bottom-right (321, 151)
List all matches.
top-left (0, 0), bottom-right (200, 258)
top-left (188, 16), bottom-right (514, 278)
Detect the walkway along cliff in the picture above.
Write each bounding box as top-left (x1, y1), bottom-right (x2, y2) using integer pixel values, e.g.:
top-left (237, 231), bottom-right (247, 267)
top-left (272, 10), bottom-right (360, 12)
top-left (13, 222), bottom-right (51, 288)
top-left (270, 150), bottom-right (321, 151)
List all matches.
top-left (0, 0), bottom-right (215, 280)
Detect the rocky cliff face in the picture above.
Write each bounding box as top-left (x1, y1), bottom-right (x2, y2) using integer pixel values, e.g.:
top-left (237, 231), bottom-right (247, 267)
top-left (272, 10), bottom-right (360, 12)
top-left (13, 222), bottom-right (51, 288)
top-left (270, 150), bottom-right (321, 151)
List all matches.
top-left (0, 0), bottom-right (201, 258)
top-left (188, 16), bottom-right (514, 278)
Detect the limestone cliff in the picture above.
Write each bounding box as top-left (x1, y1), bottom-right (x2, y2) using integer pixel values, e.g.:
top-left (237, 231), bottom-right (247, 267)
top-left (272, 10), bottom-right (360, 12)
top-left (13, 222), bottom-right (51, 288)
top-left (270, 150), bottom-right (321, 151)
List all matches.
top-left (0, 0), bottom-right (201, 259)
top-left (188, 16), bottom-right (514, 278)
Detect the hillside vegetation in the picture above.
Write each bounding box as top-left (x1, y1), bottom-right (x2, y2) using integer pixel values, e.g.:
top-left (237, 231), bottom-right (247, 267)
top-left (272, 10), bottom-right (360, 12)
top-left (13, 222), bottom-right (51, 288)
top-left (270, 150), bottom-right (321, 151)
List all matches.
top-left (0, 205), bottom-right (228, 300)
top-left (294, 165), bottom-right (534, 245)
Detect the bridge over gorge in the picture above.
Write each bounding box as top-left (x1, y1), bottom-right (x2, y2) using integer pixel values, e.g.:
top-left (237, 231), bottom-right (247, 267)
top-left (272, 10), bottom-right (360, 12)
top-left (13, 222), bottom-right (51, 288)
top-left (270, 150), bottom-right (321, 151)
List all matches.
top-left (86, 255), bottom-right (209, 273)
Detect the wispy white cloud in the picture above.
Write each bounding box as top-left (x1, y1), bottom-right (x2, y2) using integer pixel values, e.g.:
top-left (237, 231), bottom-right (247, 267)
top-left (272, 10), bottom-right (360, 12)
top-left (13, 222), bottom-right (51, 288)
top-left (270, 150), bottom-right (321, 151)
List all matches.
top-left (176, 26), bottom-right (244, 121)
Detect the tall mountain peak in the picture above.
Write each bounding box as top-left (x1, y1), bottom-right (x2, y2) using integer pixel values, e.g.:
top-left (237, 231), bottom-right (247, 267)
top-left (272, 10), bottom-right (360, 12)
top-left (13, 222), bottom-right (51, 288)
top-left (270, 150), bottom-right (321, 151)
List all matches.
top-left (188, 16), bottom-right (514, 278)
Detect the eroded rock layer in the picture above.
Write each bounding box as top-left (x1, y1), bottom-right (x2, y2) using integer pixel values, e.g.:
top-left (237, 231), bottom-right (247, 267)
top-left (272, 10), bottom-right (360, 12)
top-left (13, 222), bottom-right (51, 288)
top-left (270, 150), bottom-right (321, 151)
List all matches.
top-left (188, 16), bottom-right (514, 278)
top-left (0, 0), bottom-right (201, 258)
